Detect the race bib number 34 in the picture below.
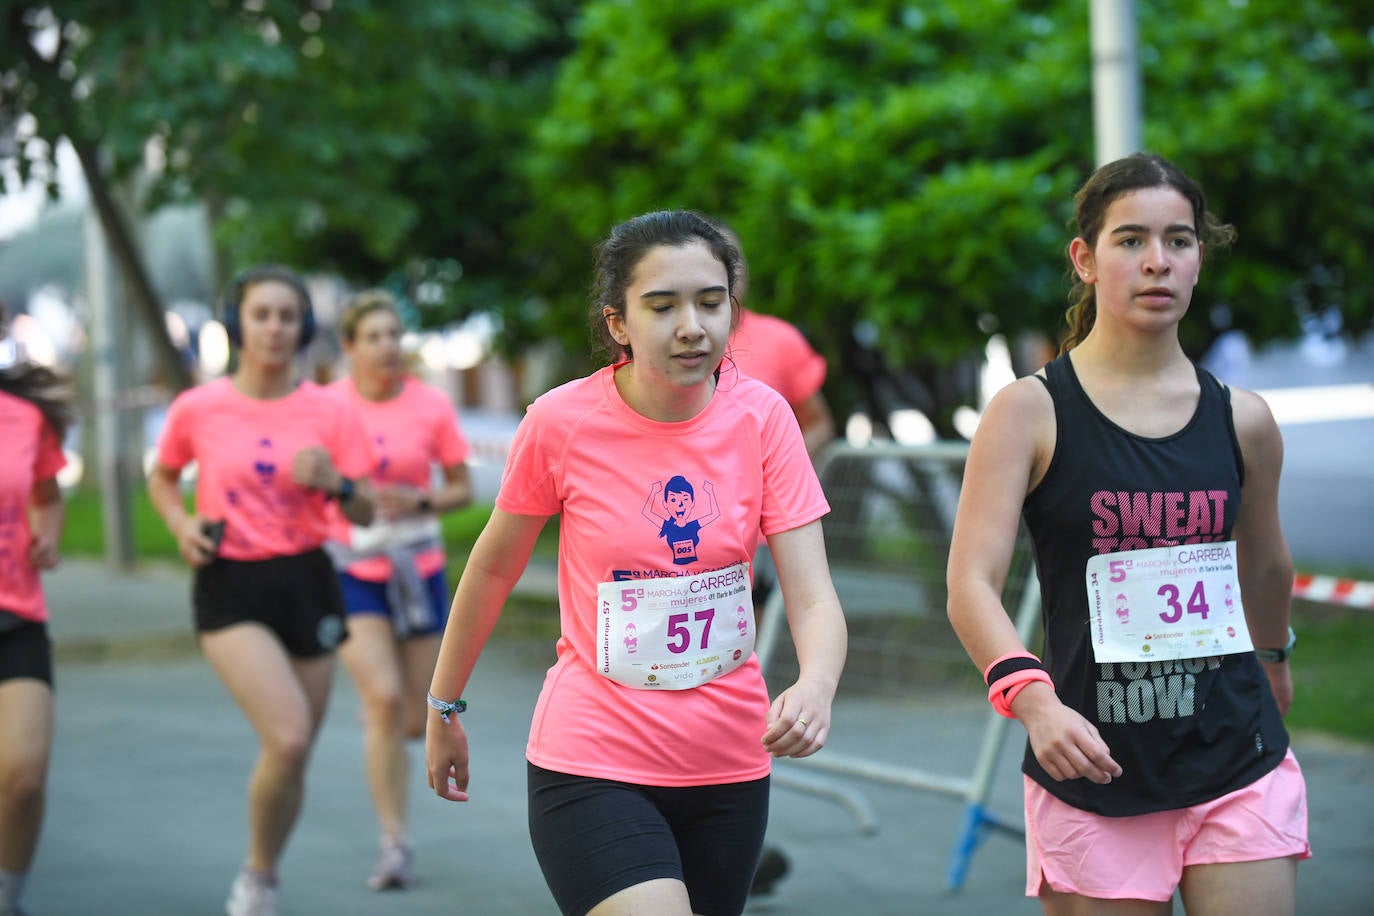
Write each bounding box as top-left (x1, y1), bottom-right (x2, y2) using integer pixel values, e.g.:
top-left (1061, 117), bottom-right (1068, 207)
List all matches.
top-left (596, 562), bottom-right (754, 690)
top-left (1084, 542), bottom-right (1254, 663)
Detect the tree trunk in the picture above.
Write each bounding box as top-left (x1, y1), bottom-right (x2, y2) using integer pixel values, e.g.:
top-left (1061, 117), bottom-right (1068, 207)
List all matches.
top-left (14, 17), bottom-right (192, 392)
top-left (69, 137), bottom-right (192, 392)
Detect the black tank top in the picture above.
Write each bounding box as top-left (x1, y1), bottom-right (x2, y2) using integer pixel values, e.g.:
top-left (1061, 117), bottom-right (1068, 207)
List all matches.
top-left (1021, 353), bottom-right (1287, 816)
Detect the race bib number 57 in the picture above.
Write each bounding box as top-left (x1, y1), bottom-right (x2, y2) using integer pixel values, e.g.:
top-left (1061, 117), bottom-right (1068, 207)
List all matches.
top-left (1085, 542), bottom-right (1254, 663)
top-left (596, 562), bottom-right (754, 690)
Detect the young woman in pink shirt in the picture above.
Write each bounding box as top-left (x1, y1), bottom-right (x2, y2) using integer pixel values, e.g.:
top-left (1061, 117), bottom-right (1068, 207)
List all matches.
top-left (148, 266), bottom-right (375, 916)
top-left (425, 210), bottom-right (848, 916)
top-left (0, 300), bottom-right (71, 916)
top-left (326, 290), bottom-right (473, 891)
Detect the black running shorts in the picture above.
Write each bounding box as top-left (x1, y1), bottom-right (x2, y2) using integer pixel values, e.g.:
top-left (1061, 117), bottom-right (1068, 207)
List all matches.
top-left (527, 761), bottom-right (769, 916)
top-left (192, 547), bottom-right (346, 658)
top-left (0, 614), bottom-right (53, 686)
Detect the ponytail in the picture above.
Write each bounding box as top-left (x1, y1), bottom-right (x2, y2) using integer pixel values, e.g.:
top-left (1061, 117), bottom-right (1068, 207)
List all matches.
top-left (0, 362), bottom-right (75, 439)
top-left (1059, 285), bottom-right (1096, 354)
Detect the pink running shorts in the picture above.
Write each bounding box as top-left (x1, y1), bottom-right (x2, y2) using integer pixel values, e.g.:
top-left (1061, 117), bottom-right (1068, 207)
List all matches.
top-left (1025, 749), bottom-right (1310, 902)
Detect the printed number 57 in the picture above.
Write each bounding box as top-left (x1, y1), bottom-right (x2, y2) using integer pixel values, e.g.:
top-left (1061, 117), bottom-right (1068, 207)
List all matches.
top-left (667, 609), bottom-right (715, 654)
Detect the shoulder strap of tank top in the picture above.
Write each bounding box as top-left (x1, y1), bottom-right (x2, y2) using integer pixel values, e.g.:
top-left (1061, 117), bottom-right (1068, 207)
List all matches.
top-left (1197, 364), bottom-right (1246, 487)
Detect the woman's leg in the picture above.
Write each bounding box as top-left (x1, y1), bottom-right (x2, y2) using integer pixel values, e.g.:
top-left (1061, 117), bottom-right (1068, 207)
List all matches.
top-left (588, 879), bottom-right (694, 916)
top-left (1039, 886), bottom-right (1171, 916)
top-left (338, 616), bottom-right (407, 838)
top-left (201, 623), bottom-right (334, 872)
top-left (0, 679), bottom-right (53, 896)
top-left (400, 633), bottom-right (442, 739)
top-left (1178, 857), bottom-right (1298, 916)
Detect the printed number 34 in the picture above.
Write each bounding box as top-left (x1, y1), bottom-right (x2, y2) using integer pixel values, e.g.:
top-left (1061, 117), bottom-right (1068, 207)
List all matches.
top-left (1156, 582), bottom-right (1210, 624)
top-left (667, 609), bottom-right (715, 654)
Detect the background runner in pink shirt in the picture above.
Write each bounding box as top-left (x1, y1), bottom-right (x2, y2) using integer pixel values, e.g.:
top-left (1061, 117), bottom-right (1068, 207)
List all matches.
top-left (149, 265), bottom-right (375, 916)
top-left (425, 211), bottom-right (848, 916)
top-left (0, 299), bottom-right (72, 916)
top-left (716, 221), bottom-right (839, 899)
top-left (325, 289), bottom-right (473, 892)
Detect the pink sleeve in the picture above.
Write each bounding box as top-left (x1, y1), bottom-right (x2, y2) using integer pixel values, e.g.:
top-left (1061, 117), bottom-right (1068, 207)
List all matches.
top-left (759, 392), bottom-right (829, 536)
top-left (494, 403), bottom-right (561, 516)
top-left (774, 322), bottom-right (827, 406)
top-left (33, 420), bottom-right (67, 481)
top-left (156, 391), bottom-right (196, 470)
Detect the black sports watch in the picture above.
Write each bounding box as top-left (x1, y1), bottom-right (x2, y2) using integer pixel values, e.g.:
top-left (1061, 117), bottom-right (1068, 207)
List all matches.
top-left (333, 476), bottom-right (356, 503)
top-left (1254, 627), bottom-right (1296, 663)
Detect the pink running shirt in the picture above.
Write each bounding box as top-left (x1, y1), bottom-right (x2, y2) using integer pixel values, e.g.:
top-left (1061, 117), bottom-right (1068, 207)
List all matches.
top-left (326, 376), bottom-right (470, 581)
top-left (156, 378), bottom-right (374, 561)
top-left (0, 391), bottom-right (66, 622)
top-left (499, 363), bottom-right (830, 787)
top-left (728, 309), bottom-right (827, 409)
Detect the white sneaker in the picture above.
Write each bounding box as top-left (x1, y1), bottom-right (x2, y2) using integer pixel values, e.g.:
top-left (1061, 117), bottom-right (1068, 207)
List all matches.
top-left (366, 836), bottom-right (413, 891)
top-left (225, 866), bottom-right (278, 916)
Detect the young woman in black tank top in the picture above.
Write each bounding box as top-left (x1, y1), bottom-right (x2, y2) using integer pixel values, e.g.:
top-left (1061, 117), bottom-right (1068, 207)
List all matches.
top-left (947, 154), bottom-right (1307, 915)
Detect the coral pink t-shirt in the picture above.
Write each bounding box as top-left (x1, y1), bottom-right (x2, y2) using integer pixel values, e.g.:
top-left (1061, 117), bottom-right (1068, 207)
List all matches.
top-left (728, 309), bottom-right (827, 408)
top-left (499, 363), bottom-right (829, 786)
top-left (157, 378), bottom-right (374, 562)
top-left (326, 376), bottom-right (470, 581)
top-left (0, 391), bottom-right (66, 622)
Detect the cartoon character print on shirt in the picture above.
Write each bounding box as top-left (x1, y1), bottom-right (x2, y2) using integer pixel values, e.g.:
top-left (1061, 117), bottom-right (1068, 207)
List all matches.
top-left (1090, 487), bottom-right (1231, 727)
top-left (623, 622), bottom-right (639, 654)
top-left (641, 475), bottom-right (721, 566)
top-left (253, 437), bottom-right (276, 486)
top-left (223, 435), bottom-right (314, 551)
top-left (372, 434), bottom-right (390, 481)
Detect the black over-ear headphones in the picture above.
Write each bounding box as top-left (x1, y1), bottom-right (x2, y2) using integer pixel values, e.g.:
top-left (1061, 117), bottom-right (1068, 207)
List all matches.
top-left (221, 265), bottom-right (317, 351)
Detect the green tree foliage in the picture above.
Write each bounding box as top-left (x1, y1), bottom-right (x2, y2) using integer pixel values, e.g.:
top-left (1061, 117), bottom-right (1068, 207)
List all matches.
top-left (1, 0), bottom-right (576, 320)
top-left (519, 0), bottom-right (1374, 415)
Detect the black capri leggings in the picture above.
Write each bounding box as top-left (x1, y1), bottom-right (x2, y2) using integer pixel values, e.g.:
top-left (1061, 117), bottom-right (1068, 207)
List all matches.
top-left (527, 761), bottom-right (770, 916)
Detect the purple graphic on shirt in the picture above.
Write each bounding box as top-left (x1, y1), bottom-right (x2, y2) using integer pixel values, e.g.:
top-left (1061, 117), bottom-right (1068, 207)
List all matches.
top-left (373, 434), bottom-right (390, 480)
top-left (253, 437), bottom-right (277, 485)
top-left (641, 475), bottom-right (720, 566)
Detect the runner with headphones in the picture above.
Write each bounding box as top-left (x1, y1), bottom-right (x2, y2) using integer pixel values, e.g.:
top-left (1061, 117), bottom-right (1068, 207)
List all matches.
top-left (148, 265), bottom-right (376, 916)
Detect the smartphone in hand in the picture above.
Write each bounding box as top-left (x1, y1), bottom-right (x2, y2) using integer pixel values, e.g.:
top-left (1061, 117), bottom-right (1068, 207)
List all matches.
top-left (202, 519), bottom-right (226, 552)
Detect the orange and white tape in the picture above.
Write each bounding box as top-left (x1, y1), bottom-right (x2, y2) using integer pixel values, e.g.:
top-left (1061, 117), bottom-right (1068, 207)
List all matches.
top-left (1291, 573), bottom-right (1374, 610)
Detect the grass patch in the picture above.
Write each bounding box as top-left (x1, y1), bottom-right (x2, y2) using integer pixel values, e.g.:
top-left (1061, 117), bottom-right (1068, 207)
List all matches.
top-left (60, 487), bottom-right (559, 563)
top-left (1287, 601), bottom-right (1374, 746)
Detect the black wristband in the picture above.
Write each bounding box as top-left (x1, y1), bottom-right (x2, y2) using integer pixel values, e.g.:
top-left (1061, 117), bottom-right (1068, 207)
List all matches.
top-left (417, 494), bottom-right (433, 513)
top-left (332, 476), bottom-right (356, 503)
top-left (985, 656), bottom-right (1047, 688)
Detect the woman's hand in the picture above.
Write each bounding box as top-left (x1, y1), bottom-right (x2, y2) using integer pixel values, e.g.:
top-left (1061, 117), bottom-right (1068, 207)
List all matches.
top-left (426, 709), bottom-right (473, 803)
top-left (174, 515), bottom-right (218, 568)
top-left (373, 483), bottom-right (426, 521)
top-left (291, 446), bottom-right (341, 494)
top-left (1016, 683), bottom-right (1122, 784)
top-left (761, 678), bottom-right (833, 759)
top-left (28, 530), bottom-right (61, 570)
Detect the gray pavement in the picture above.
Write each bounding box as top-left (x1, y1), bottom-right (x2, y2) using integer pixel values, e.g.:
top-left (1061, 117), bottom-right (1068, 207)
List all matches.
top-left (23, 558), bottom-right (1374, 915)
